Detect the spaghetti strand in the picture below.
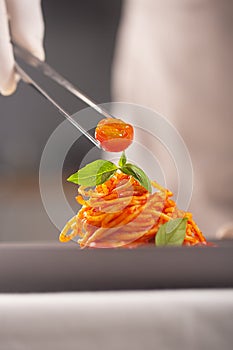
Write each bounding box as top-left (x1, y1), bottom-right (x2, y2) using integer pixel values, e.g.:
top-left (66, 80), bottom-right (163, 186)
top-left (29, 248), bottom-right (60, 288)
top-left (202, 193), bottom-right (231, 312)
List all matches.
top-left (60, 173), bottom-right (207, 248)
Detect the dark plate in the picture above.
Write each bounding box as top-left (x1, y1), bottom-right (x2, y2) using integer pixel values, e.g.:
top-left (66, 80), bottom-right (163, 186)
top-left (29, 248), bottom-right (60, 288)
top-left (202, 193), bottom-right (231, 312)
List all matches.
top-left (0, 241), bottom-right (232, 293)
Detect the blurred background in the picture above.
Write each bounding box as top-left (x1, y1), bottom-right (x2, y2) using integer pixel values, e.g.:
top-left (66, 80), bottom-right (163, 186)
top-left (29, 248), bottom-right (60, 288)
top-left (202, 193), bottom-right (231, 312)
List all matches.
top-left (0, 0), bottom-right (232, 242)
top-left (0, 0), bottom-right (122, 241)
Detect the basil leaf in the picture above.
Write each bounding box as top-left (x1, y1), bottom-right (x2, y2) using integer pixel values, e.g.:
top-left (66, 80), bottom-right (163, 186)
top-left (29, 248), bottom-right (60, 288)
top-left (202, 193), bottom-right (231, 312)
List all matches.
top-left (118, 151), bottom-right (127, 167)
top-left (155, 217), bottom-right (187, 247)
top-left (67, 160), bottom-right (117, 186)
top-left (120, 163), bottom-right (152, 193)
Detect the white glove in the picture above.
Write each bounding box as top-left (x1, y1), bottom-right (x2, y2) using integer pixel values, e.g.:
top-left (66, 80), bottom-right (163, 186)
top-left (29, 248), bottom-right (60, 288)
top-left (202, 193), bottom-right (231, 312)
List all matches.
top-left (0, 0), bottom-right (45, 95)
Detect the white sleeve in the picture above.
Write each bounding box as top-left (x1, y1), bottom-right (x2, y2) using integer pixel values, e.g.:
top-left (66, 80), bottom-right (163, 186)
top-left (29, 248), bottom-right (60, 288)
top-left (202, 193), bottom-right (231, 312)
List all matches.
top-left (0, 0), bottom-right (16, 95)
top-left (6, 0), bottom-right (45, 60)
top-left (0, 0), bottom-right (45, 95)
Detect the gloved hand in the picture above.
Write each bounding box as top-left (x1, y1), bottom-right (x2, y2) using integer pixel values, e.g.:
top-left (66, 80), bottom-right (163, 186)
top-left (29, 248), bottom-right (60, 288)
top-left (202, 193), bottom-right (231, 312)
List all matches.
top-left (0, 0), bottom-right (45, 95)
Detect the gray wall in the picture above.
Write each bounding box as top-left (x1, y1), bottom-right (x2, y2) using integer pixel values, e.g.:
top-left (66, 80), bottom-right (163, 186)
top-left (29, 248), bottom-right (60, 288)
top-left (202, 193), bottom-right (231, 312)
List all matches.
top-left (0, 0), bottom-right (122, 242)
top-left (0, 0), bottom-right (121, 175)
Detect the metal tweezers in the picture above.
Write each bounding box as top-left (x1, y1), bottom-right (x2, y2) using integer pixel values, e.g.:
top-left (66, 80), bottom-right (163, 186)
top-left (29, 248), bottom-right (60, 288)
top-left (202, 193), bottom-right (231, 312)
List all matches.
top-left (13, 44), bottom-right (114, 149)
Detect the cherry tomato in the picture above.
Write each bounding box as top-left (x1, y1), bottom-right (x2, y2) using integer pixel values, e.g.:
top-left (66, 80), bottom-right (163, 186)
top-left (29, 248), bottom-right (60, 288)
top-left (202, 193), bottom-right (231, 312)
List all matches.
top-left (95, 118), bottom-right (134, 152)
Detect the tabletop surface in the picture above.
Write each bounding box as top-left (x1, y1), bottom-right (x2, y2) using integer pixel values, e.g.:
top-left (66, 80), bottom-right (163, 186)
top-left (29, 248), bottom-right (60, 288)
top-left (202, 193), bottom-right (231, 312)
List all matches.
top-left (0, 241), bottom-right (232, 293)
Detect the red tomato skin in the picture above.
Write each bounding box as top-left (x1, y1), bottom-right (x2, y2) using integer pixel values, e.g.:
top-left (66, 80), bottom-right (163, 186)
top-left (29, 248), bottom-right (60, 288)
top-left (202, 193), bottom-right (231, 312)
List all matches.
top-left (95, 118), bottom-right (134, 152)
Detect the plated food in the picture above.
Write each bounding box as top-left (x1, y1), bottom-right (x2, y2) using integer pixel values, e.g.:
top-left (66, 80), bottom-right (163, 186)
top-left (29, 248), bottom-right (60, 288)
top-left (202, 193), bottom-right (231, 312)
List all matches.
top-left (60, 152), bottom-right (207, 248)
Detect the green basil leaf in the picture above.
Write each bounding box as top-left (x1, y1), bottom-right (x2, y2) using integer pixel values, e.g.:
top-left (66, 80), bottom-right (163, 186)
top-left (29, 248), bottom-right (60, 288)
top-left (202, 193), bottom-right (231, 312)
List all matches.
top-left (120, 163), bottom-right (152, 193)
top-left (67, 160), bottom-right (117, 186)
top-left (155, 217), bottom-right (188, 247)
top-left (118, 151), bottom-right (127, 167)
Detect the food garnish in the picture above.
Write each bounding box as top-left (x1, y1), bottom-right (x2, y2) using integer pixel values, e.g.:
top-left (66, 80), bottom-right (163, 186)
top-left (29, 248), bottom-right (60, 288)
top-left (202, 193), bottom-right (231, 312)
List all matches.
top-left (67, 152), bottom-right (151, 193)
top-left (95, 117), bottom-right (134, 152)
